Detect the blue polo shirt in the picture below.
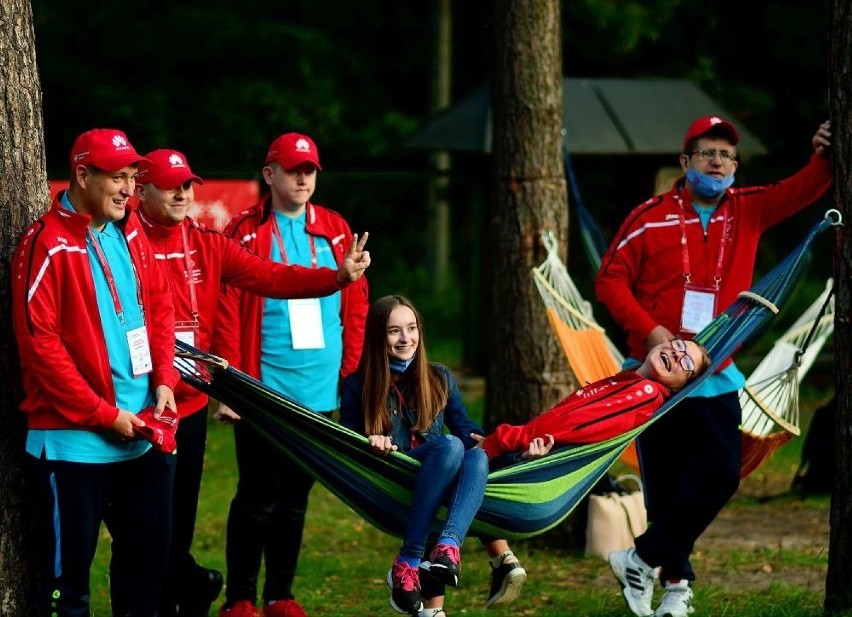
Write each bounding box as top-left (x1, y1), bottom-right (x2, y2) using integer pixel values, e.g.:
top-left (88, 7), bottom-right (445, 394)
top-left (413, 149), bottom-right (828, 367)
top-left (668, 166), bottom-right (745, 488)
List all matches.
top-left (260, 209), bottom-right (343, 411)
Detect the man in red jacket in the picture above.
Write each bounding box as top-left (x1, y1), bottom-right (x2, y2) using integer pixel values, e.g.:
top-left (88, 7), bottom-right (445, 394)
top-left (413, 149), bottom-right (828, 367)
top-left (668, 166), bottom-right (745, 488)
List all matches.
top-left (213, 133), bottom-right (370, 617)
top-left (135, 148), bottom-right (370, 617)
top-left (595, 116), bottom-right (832, 617)
top-left (12, 128), bottom-right (179, 617)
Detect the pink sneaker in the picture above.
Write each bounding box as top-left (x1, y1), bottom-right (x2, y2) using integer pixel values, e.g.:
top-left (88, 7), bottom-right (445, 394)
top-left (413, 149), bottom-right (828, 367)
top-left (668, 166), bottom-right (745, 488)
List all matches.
top-left (219, 600), bottom-right (261, 617)
top-left (264, 598), bottom-right (307, 617)
top-left (419, 543), bottom-right (461, 587)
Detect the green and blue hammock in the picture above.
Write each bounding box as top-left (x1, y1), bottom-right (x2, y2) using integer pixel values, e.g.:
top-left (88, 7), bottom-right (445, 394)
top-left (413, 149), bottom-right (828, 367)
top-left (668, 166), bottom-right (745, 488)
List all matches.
top-left (176, 212), bottom-right (838, 541)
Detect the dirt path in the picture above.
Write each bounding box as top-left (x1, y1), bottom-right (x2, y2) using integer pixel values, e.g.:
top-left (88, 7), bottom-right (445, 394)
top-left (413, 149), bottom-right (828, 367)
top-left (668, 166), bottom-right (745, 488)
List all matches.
top-left (691, 470), bottom-right (829, 592)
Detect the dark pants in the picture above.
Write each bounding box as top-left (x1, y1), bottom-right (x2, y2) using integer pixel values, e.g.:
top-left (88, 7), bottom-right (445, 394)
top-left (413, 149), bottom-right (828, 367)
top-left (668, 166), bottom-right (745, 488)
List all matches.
top-left (224, 417), bottom-right (325, 605)
top-left (31, 448), bottom-right (176, 617)
top-left (634, 392), bottom-right (742, 582)
top-left (160, 407), bottom-right (209, 607)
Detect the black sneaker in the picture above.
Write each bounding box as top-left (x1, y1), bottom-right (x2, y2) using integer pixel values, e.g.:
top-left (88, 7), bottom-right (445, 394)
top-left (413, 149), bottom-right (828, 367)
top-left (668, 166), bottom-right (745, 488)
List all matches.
top-left (419, 543), bottom-right (461, 587)
top-left (487, 555), bottom-right (527, 608)
top-left (388, 559), bottom-right (423, 615)
top-left (178, 565), bottom-right (224, 617)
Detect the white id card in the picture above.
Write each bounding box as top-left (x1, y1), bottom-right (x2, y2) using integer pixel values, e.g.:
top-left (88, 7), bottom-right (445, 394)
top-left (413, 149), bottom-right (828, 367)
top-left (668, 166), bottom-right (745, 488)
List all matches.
top-left (288, 298), bottom-right (326, 349)
top-left (175, 328), bottom-right (196, 347)
top-left (680, 287), bottom-right (717, 334)
top-left (126, 325), bottom-right (153, 376)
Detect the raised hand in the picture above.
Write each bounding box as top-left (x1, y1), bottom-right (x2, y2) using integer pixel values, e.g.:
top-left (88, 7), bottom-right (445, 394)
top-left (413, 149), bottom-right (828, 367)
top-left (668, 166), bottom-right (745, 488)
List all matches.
top-left (337, 232), bottom-right (371, 284)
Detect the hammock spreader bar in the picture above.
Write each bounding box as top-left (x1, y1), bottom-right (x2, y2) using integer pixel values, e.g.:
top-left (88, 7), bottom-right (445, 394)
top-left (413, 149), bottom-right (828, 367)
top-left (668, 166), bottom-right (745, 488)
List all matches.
top-left (177, 212), bottom-right (838, 541)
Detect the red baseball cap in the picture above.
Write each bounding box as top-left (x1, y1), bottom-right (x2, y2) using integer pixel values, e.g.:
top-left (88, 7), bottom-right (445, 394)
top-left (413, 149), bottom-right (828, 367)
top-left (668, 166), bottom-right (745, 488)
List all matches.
top-left (683, 116), bottom-right (740, 151)
top-left (265, 133), bottom-right (322, 170)
top-left (69, 128), bottom-right (149, 172)
top-left (133, 406), bottom-right (179, 454)
top-left (137, 149), bottom-right (204, 189)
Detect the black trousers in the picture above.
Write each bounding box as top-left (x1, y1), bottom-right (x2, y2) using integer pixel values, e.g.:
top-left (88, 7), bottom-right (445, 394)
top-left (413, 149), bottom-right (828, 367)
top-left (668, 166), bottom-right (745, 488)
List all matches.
top-left (160, 407), bottom-right (210, 607)
top-left (31, 448), bottom-right (175, 617)
top-left (634, 392), bottom-right (742, 582)
top-left (224, 417), bottom-right (326, 604)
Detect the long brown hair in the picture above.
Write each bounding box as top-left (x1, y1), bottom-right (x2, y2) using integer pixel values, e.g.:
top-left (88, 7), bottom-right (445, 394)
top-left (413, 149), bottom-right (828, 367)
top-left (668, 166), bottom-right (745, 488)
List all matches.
top-left (359, 295), bottom-right (448, 435)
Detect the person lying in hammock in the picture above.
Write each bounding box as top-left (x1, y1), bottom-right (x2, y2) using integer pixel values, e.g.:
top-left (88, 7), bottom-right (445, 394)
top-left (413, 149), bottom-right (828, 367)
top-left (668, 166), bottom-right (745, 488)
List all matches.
top-left (475, 337), bottom-right (711, 462)
top-left (340, 295), bottom-right (521, 617)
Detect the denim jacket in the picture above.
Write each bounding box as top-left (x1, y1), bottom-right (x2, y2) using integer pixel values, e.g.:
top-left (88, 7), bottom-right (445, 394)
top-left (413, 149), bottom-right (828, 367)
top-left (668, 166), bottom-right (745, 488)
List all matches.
top-left (339, 364), bottom-right (483, 454)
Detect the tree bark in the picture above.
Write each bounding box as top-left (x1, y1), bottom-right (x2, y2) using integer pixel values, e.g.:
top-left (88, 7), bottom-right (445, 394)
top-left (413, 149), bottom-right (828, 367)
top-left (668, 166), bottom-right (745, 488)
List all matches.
top-left (826, 0), bottom-right (852, 613)
top-left (487, 0), bottom-right (573, 432)
top-left (0, 1), bottom-right (48, 614)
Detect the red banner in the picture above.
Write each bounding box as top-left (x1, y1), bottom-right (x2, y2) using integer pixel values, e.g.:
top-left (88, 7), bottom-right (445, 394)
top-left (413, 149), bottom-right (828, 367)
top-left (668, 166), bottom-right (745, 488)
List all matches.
top-left (48, 179), bottom-right (260, 233)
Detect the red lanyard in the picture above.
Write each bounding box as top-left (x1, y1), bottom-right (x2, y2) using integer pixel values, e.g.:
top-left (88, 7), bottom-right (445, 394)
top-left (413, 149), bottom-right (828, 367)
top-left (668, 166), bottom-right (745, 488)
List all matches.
top-left (270, 213), bottom-right (317, 268)
top-left (179, 223), bottom-right (200, 323)
top-left (87, 227), bottom-right (143, 324)
top-left (675, 193), bottom-right (730, 289)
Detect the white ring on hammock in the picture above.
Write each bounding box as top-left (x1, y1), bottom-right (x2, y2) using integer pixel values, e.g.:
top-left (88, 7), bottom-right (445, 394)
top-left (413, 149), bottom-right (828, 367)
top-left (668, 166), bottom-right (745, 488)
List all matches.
top-left (825, 208), bottom-right (842, 226)
top-left (737, 291), bottom-right (780, 314)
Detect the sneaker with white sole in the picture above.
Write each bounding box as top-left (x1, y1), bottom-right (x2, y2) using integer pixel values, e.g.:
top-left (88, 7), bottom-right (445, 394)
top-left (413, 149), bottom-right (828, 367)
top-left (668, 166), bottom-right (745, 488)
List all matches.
top-left (608, 548), bottom-right (657, 617)
top-left (486, 554), bottom-right (527, 608)
top-left (388, 559), bottom-right (423, 615)
top-left (417, 608), bottom-right (447, 617)
top-left (655, 579), bottom-right (694, 617)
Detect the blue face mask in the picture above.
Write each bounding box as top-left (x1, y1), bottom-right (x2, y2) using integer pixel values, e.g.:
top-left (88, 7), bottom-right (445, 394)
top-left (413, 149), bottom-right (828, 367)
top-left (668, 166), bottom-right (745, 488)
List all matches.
top-left (686, 169), bottom-right (735, 200)
top-left (390, 356), bottom-right (415, 374)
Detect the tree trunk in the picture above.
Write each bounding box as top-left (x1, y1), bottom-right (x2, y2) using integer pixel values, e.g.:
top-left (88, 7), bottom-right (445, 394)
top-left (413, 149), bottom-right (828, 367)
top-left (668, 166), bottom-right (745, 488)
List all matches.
top-left (487, 0), bottom-right (573, 431)
top-left (826, 1), bottom-right (852, 613)
top-left (0, 1), bottom-right (48, 614)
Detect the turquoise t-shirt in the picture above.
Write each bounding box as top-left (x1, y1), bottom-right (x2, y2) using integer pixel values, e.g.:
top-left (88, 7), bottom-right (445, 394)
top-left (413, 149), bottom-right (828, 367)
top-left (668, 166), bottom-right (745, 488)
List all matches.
top-left (26, 193), bottom-right (153, 462)
top-left (260, 210), bottom-right (343, 411)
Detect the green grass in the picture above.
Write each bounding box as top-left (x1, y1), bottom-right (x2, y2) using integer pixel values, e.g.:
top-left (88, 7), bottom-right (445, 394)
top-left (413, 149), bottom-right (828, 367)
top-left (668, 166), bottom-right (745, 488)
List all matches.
top-left (87, 394), bottom-right (835, 616)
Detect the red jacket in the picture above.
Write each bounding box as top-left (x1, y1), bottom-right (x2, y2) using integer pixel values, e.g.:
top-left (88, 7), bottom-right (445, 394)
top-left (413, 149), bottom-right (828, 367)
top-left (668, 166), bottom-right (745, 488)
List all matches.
top-left (595, 154), bottom-right (831, 365)
top-left (12, 194), bottom-right (179, 431)
top-left (482, 372), bottom-right (668, 459)
top-left (213, 196), bottom-right (369, 380)
top-left (136, 207), bottom-right (344, 416)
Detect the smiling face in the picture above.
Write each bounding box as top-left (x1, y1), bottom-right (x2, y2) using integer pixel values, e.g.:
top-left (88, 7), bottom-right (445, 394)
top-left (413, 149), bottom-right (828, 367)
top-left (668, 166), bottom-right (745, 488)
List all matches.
top-left (71, 165), bottom-right (138, 229)
top-left (637, 338), bottom-right (706, 391)
top-left (385, 305), bottom-right (419, 363)
top-left (138, 181), bottom-right (194, 225)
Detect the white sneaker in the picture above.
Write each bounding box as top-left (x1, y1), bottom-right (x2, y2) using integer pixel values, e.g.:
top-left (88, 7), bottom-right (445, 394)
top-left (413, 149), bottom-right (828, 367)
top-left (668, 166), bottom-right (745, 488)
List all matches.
top-left (418, 608), bottom-right (446, 617)
top-left (608, 548), bottom-right (658, 617)
top-left (655, 579), bottom-right (694, 617)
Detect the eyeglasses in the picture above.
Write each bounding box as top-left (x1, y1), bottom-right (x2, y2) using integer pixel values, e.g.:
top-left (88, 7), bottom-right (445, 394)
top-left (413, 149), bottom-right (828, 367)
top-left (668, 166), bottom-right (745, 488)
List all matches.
top-left (670, 337), bottom-right (696, 374)
top-left (688, 149), bottom-right (738, 163)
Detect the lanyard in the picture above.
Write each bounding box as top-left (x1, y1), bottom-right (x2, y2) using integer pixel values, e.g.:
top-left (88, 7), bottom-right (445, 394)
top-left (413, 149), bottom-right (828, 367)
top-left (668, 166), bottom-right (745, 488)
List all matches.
top-left (675, 193), bottom-right (730, 289)
top-left (270, 213), bottom-right (317, 268)
top-left (86, 227), bottom-right (143, 324)
top-left (179, 223), bottom-right (200, 323)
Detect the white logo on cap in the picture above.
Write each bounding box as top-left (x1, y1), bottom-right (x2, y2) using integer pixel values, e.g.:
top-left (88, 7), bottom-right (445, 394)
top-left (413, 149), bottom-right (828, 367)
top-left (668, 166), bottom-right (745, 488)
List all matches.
top-left (168, 153), bottom-right (186, 168)
top-left (112, 134), bottom-right (129, 150)
top-left (709, 117), bottom-right (723, 126)
top-left (295, 138), bottom-right (312, 153)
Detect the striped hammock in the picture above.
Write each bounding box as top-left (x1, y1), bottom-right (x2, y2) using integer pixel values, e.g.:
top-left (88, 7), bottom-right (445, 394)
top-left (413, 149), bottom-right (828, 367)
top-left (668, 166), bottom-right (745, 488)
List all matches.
top-left (177, 214), bottom-right (836, 540)
top-left (533, 221), bottom-right (836, 477)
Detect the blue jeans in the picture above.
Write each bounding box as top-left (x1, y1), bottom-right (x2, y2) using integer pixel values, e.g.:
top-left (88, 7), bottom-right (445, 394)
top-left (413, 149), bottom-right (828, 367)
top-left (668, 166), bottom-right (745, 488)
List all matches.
top-left (400, 435), bottom-right (489, 559)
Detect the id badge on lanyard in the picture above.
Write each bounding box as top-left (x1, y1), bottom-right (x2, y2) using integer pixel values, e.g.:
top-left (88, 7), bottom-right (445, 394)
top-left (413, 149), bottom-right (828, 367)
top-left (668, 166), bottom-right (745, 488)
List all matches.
top-left (289, 298), bottom-right (326, 349)
top-left (127, 325), bottom-right (153, 376)
top-left (680, 285), bottom-right (717, 334)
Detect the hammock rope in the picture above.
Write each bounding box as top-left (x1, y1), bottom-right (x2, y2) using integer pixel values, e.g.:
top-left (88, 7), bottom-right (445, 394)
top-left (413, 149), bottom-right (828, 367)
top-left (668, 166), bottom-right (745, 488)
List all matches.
top-left (177, 213), bottom-right (837, 541)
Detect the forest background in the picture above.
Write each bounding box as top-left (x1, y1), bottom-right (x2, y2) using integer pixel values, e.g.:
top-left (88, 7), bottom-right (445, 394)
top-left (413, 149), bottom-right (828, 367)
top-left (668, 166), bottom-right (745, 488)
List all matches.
top-left (33, 0), bottom-right (833, 377)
